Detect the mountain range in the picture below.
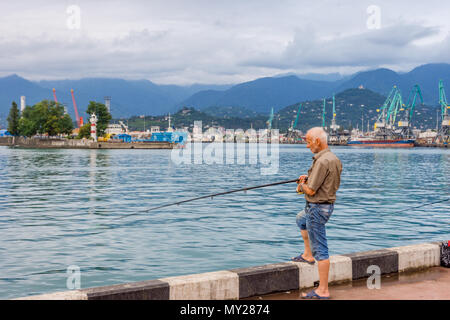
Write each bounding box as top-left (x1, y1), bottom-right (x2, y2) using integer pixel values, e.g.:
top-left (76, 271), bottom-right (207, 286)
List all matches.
top-left (0, 63), bottom-right (449, 126)
top-left (182, 63), bottom-right (450, 113)
top-left (125, 88), bottom-right (439, 133)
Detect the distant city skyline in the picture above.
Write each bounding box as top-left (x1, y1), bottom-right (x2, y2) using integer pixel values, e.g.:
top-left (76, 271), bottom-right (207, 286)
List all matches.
top-left (0, 0), bottom-right (449, 85)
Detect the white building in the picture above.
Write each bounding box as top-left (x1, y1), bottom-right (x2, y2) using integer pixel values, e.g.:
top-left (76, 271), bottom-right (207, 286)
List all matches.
top-left (105, 123), bottom-right (124, 135)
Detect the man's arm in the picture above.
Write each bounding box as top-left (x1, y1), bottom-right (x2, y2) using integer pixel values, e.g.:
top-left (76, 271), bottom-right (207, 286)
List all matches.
top-left (296, 182), bottom-right (316, 196)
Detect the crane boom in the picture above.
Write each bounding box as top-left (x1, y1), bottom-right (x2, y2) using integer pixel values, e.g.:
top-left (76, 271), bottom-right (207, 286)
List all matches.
top-left (293, 104), bottom-right (302, 129)
top-left (266, 107), bottom-right (274, 130)
top-left (387, 91), bottom-right (404, 126)
top-left (70, 89), bottom-right (81, 128)
top-left (377, 86), bottom-right (397, 124)
top-left (332, 94), bottom-right (336, 120)
top-left (52, 88), bottom-right (58, 103)
top-left (439, 80), bottom-right (449, 120)
top-left (322, 98), bottom-right (326, 128)
top-left (406, 84), bottom-right (423, 120)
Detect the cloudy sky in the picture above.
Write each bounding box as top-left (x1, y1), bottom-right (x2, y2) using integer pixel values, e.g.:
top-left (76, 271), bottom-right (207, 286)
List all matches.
top-left (0, 0), bottom-right (449, 84)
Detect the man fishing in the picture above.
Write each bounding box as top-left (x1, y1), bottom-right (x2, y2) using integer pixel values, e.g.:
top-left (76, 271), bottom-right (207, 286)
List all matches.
top-left (292, 127), bottom-right (343, 299)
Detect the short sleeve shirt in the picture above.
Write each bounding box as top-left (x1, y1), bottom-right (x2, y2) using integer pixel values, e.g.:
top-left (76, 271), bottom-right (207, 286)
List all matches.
top-left (305, 148), bottom-right (342, 203)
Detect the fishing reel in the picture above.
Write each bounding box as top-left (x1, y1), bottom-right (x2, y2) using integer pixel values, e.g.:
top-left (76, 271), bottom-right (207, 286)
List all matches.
top-left (296, 177), bottom-right (308, 195)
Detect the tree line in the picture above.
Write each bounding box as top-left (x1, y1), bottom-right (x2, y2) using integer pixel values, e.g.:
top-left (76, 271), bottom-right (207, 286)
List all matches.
top-left (6, 100), bottom-right (111, 138)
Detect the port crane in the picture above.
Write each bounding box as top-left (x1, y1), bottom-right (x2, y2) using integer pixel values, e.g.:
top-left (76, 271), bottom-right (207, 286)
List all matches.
top-left (375, 86), bottom-right (404, 138)
top-left (375, 86), bottom-right (397, 129)
top-left (266, 107), bottom-right (274, 130)
top-left (328, 94), bottom-right (344, 143)
top-left (322, 98), bottom-right (326, 128)
top-left (293, 104), bottom-right (301, 130)
top-left (398, 85), bottom-right (423, 138)
top-left (52, 88), bottom-right (58, 103)
top-left (119, 120), bottom-right (129, 134)
top-left (70, 89), bottom-right (83, 128)
top-left (386, 90), bottom-right (404, 128)
top-left (438, 80), bottom-right (450, 143)
top-left (286, 103), bottom-right (302, 142)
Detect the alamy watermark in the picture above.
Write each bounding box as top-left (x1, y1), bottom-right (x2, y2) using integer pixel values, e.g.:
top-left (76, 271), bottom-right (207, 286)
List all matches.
top-left (67, 5), bottom-right (81, 30)
top-left (366, 5), bottom-right (381, 30)
top-left (171, 121), bottom-right (279, 175)
top-left (366, 265), bottom-right (381, 289)
top-left (66, 265), bottom-right (81, 290)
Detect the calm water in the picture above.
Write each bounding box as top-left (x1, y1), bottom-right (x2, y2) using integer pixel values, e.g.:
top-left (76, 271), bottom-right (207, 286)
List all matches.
top-left (0, 144), bottom-right (449, 299)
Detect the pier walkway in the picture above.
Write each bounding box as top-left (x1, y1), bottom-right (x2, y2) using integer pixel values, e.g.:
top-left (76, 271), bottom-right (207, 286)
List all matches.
top-left (246, 266), bottom-right (450, 300)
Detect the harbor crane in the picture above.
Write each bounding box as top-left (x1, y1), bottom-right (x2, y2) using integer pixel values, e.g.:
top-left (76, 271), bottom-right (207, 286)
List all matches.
top-left (437, 80), bottom-right (450, 143)
top-left (266, 107), bottom-right (274, 130)
top-left (375, 86), bottom-right (404, 138)
top-left (119, 120), bottom-right (129, 134)
top-left (328, 94), bottom-right (343, 143)
top-left (52, 88), bottom-right (58, 103)
top-left (287, 103), bottom-right (302, 143)
top-left (330, 94), bottom-right (339, 132)
top-left (375, 86), bottom-right (397, 130)
top-left (398, 85), bottom-right (423, 138)
top-left (293, 103), bottom-right (301, 131)
top-left (70, 89), bottom-right (83, 128)
top-left (386, 90), bottom-right (404, 128)
top-left (322, 98), bottom-right (326, 128)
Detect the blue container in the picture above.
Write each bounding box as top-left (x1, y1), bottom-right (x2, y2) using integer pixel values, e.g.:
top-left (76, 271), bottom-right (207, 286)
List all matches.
top-left (150, 132), bottom-right (187, 145)
top-left (0, 130), bottom-right (12, 137)
top-left (113, 134), bottom-right (132, 143)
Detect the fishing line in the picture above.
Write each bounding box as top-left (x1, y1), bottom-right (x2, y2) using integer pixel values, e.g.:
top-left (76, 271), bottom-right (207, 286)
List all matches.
top-left (115, 180), bottom-right (449, 220)
top-left (116, 178), bottom-right (300, 220)
top-left (390, 197), bottom-right (449, 215)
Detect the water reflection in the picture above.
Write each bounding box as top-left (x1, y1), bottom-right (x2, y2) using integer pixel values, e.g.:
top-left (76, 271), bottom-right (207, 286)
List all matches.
top-left (88, 150), bottom-right (110, 215)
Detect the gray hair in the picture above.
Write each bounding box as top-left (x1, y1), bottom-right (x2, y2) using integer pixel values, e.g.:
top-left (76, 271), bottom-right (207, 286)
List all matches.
top-left (307, 127), bottom-right (328, 144)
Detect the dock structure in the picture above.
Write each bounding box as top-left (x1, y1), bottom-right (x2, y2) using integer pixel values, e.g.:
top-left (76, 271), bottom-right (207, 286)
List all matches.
top-left (0, 136), bottom-right (174, 149)
top-left (15, 241), bottom-right (447, 300)
top-left (247, 266), bottom-right (450, 300)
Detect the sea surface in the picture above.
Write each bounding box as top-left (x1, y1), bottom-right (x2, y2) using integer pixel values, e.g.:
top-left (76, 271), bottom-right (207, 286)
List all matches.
top-left (0, 144), bottom-right (449, 299)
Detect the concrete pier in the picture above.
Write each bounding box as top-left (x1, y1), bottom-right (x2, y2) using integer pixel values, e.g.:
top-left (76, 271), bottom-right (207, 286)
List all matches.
top-left (246, 266), bottom-right (450, 300)
top-left (15, 241), bottom-right (446, 300)
top-left (0, 136), bottom-right (174, 149)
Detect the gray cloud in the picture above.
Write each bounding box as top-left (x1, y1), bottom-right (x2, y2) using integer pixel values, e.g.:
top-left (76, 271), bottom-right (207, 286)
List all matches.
top-left (241, 24), bottom-right (449, 71)
top-left (0, 0), bottom-right (449, 84)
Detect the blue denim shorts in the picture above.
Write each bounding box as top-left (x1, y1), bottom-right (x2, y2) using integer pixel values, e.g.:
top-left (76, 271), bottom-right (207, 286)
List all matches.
top-left (296, 202), bottom-right (334, 261)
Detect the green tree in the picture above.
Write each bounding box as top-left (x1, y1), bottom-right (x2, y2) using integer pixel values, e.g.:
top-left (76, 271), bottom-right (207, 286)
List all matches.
top-left (86, 101), bottom-right (111, 137)
top-left (77, 123), bottom-right (91, 139)
top-left (59, 114), bottom-right (75, 135)
top-left (18, 106), bottom-right (38, 137)
top-left (18, 100), bottom-right (74, 137)
top-left (7, 101), bottom-right (20, 135)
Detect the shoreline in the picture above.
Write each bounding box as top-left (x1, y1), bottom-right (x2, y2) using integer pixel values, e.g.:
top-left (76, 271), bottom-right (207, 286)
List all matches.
top-left (15, 241), bottom-right (445, 300)
top-left (1, 137), bottom-right (449, 149)
top-left (0, 136), bottom-right (174, 149)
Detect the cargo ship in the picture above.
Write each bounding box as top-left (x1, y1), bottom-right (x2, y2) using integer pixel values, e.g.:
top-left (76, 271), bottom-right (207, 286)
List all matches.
top-left (347, 137), bottom-right (415, 148)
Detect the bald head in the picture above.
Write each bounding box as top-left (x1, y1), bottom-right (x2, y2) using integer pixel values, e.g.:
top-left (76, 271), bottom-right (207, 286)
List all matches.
top-left (305, 127), bottom-right (328, 153)
top-left (307, 127), bottom-right (328, 144)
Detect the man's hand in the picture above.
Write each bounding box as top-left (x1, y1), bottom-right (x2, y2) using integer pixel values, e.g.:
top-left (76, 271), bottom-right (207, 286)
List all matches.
top-left (297, 175), bottom-right (308, 184)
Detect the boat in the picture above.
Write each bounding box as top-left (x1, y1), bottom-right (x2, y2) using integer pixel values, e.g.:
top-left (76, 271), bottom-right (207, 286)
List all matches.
top-left (347, 137), bottom-right (415, 147)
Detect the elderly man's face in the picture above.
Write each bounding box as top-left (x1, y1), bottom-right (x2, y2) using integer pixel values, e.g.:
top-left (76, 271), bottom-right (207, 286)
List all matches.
top-left (305, 133), bottom-right (321, 153)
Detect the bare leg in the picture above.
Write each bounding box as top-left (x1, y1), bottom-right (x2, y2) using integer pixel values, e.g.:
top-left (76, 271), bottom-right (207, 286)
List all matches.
top-left (300, 230), bottom-right (315, 262)
top-left (301, 258), bottom-right (330, 298)
top-left (315, 259), bottom-right (330, 297)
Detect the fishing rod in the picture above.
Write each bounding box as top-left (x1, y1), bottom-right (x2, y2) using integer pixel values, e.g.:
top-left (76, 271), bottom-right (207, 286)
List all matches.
top-left (118, 178), bottom-right (449, 219)
top-left (145, 178), bottom-right (300, 212)
top-left (116, 178), bottom-right (301, 219)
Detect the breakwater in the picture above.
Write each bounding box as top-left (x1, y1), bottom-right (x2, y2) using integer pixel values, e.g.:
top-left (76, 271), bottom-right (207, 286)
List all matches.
top-left (0, 136), bottom-right (174, 149)
top-left (16, 241), bottom-right (445, 300)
